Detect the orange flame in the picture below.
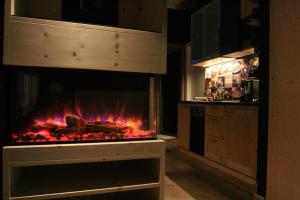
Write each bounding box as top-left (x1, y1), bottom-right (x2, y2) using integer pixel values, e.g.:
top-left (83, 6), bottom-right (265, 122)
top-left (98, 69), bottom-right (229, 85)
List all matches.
top-left (14, 106), bottom-right (156, 143)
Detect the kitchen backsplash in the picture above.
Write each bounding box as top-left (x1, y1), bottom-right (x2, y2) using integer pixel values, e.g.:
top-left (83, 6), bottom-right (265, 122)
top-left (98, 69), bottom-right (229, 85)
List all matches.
top-left (205, 56), bottom-right (259, 100)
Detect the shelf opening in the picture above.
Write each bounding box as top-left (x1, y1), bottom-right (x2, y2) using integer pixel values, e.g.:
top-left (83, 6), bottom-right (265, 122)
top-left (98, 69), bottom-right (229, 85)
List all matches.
top-left (10, 158), bottom-right (160, 198)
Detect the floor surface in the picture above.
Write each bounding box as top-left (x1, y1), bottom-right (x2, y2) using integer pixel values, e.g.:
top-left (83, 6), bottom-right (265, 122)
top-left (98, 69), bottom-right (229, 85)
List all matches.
top-left (60, 138), bottom-right (255, 200)
top-left (164, 139), bottom-right (254, 200)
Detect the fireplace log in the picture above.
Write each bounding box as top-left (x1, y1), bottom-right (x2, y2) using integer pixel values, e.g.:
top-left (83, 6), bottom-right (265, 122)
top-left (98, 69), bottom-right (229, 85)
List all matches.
top-left (66, 116), bottom-right (87, 128)
top-left (31, 124), bottom-right (59, 133)
top-left (31, 119), bottom-right (133, 140)
top-left (85, 121), bottom-right (133, 134)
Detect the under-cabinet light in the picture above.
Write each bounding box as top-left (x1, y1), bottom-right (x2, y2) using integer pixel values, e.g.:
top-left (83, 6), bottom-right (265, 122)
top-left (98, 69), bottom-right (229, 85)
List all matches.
top-left (192, 57), bottom-right (236, 68)
top-left (225, 48), bottom-right (255, 58)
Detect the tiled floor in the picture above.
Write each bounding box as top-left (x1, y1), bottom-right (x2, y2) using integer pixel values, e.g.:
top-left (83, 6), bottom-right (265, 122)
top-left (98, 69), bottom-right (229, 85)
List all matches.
top-left (164, 139), bottom-right (254, 200)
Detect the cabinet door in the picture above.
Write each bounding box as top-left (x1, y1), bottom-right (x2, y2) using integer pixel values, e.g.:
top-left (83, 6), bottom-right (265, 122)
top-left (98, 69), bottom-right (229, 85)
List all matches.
top-left (191, 0), bottom-right (220, 62)
top-left (205, 105), bottom-right (226, 139)
top-left (203, 0), bottom-right (220, 59)
top-left (242, 108), bottom-right (258, 178)
top-left (177, 104), bottom-right (190, 150)
top-left (226, 107), bottom-right (258, 178)
top-left (191, 9), bottom-right (205, 62)
top-left (205, 135), bottom-right (227, 164)
top-left (205, 115), bottom-right (226, 139)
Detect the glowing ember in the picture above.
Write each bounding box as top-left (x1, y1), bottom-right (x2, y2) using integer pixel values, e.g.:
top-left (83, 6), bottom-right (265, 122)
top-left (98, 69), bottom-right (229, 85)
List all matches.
top-left (13, 111), bottom-right (156, 143)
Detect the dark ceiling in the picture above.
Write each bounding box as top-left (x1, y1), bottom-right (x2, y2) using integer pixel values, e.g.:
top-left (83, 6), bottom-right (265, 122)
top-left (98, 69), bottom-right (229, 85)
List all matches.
top-left (167, 0), bottom-right (213, 44)
top-left (168, 0), bottom-right (212, 13)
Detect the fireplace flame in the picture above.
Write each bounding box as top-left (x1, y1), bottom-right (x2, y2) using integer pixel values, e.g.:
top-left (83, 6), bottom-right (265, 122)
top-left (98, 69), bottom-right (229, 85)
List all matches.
top-left (13, 107), bottom-right (156, 143)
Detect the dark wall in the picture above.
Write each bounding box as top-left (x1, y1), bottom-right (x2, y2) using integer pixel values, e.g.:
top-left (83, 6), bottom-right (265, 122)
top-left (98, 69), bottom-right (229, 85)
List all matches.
top-left (0, 0), bottom-right (10, 144)
top-left (1, 0), bottom-right (7, 197)
top-left (162, 50), bottom-right (182, 135)
top-left (61, 0), bottom-right (119, 26)
top-left (257, 0), bottom-right (269, 197)
top-left (0, 72), bottom-right (10, 145)
top-left (167, 9), bottom-right (191, 44)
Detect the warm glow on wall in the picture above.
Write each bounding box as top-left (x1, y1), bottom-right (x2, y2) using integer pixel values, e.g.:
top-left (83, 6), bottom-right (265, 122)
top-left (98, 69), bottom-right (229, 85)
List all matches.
top-left (193, 48), bottom-right (255, 68)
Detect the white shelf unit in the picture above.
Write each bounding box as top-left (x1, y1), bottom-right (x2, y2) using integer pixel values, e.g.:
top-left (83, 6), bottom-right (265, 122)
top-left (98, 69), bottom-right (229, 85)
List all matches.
top-left (3, 140), bottom-right (165, 200)
top-left (3, 0), bottom-right (167, 74)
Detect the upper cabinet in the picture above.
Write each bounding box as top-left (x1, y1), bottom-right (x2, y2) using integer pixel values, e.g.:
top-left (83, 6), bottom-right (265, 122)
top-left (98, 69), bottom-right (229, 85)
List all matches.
top-left (191, 0), bottom-right (241, 64)
top-left (3, 0), bottom-right (167, 74)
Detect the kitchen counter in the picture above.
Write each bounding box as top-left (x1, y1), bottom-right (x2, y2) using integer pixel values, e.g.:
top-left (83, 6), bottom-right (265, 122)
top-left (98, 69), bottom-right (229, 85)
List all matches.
top-left (180, 100), bottom-right (259, 106)
top-left (177, 101), bottom-right (259, 179)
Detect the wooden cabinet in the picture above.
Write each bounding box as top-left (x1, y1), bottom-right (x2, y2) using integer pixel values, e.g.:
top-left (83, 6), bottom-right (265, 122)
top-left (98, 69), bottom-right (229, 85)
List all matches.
top-left (204, 106), bottom-right (227, 164)
top-left (205, 106), bottom-right (226, 139)
top-left (191, 0), bottom-right (240, 63)
top-left (178, 104), bottom-right (258, 178)
top-left (226, 106), bottom-right (258, 178)
top-left (3, 0), bottom-right (167, 74)
top-left (205, 135), bottom-right (227, 164)
top-left (191, 0), bottom-right (220, 62)
top-left (177, 104), bottom-right (190, 150)
top-left (204, 105), bottom-right (258, 178)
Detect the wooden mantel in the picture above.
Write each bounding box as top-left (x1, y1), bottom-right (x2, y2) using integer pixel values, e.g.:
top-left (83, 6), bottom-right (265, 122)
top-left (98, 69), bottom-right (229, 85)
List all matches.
top-left (3, 0), bottom-right (167, 74)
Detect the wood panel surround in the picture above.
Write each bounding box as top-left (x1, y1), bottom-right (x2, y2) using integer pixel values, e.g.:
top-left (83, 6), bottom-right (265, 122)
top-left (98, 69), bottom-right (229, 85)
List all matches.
top-left (267, 0), bottom-right (300, 199)
top-left (3, 0), bottom-right (167, 74)
top-left (3, 140), bottom-right (166, 200)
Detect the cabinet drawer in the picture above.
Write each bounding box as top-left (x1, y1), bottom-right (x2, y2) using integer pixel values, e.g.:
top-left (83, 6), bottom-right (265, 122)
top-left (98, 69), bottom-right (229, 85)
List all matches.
top-left (205, 105), bottom-right (224, 116)
top-left (205, 115), bottom-right (226, 139)
top-left (205, 135), bottom-right (227, 164)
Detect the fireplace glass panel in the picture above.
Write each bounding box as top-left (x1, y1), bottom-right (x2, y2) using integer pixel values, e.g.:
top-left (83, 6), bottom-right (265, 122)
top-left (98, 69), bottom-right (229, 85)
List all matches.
top-left (11, 68), bottom-right (157, 144)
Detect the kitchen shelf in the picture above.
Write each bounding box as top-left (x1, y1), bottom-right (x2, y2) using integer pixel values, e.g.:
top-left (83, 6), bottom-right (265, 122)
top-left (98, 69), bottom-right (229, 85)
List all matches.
top-left (3, 140), bottom-right (166, 200)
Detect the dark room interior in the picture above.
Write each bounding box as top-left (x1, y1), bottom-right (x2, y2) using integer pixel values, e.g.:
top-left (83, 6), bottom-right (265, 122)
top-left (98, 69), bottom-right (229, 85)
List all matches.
top-left (1, 0), bottom-right (299, 200)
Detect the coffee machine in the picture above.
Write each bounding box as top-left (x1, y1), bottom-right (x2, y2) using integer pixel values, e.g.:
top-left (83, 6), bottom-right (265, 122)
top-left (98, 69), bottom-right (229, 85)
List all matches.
top-left (240, 80), bottom-right (259, 102)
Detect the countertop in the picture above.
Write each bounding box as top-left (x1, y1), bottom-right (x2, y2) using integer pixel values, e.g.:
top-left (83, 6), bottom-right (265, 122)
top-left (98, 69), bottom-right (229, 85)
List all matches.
top-left (180, 100), bottom-right (259, 106)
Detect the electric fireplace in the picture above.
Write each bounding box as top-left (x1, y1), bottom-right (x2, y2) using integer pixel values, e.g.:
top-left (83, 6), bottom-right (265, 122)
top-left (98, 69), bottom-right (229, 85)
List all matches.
top-left (8, 67), bottom-right (158, 145)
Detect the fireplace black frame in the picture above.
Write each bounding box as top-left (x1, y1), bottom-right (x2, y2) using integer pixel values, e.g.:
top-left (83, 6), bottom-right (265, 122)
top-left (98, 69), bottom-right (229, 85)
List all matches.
top-left (3, 66), bottom-right (159, 146)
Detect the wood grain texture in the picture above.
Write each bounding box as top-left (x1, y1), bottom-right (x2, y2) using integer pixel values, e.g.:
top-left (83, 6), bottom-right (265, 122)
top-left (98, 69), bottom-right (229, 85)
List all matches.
top-left (267, 0), bottom-right (300, 199)
top-left (178, 146), bottom-right (257, 187)
top-left (3, 0), bottom-right (11, 63)
top-left (4, 0), bottom-right (167, 74)
top-left (7, 16), bottom-right (163, 73)
top-left (177, 104), bottom-right (190, 150)
top-left (226, 107), bottom-right (258, 178)
top-left (205, 105), bottom-right (258, 178)
top-left (3, 140), bottom-right (165, 200)
top-left (4, 140), bottom-right (164, 166)
top-left (119, 0), bottom-right (163, 33)
top-left (204, 105), bottom-right (228, 165)
top-left (10, 161), bottom-right (160, 200)
top-left (166, 140), bottom-right (255, 199)
top-left (205, 135), bottom-right (227, 164)
top-left (253, 194), bottom-right (265, 200)
top-left (2, 147), bottom-right (9, 200)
